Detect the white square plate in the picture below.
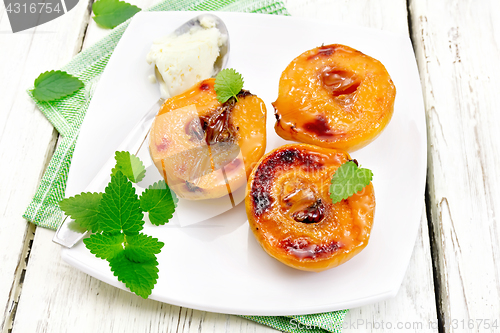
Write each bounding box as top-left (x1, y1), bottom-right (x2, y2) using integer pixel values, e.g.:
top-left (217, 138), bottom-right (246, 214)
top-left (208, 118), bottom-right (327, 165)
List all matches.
top-left (62, 11), bottom-right (426, 315)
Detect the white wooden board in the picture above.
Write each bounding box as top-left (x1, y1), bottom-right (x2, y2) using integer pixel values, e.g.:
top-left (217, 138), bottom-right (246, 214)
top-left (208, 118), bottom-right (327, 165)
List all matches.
top-left (0, 0), bottom-right (94, 331)
top-left (5, 0), bottom-right (441, 332)
top-left (409, 0), bottom-right (500, 331)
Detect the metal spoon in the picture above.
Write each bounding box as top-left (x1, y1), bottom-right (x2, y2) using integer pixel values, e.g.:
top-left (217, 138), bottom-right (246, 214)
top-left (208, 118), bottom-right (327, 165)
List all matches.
top-left (154, 14), bottom-right (230, 98)
top-left (53, 14), bottom-right (230, 248)
top-left (175, 14), bottom-right (229, 77)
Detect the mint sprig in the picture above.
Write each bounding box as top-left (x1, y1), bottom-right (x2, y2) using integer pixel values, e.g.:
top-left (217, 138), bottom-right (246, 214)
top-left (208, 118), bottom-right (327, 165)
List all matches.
top-left (330, 161), bottom-right (373, 204)
top-left (214, 68), bottom-right (244, 103)
top-left (59, 151), bottom-right (176, 298)
top-left (32, 70), bottom-right (84, 102)
top-left (92, 0), bottom-right (141, 29)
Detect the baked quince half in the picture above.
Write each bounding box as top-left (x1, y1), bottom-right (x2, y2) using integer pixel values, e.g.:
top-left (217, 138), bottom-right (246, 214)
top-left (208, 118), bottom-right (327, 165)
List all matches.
top-left (246, 144), bottom-right (375, 272)
top-left (273, 44), bottom-right (396, 151)
top-left (149, 78), bottom-right (267, 200)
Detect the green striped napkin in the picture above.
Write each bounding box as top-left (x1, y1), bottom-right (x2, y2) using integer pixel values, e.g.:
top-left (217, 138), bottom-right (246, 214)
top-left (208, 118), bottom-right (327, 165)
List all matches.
top-left (23, 0), bottom-right (348, 331)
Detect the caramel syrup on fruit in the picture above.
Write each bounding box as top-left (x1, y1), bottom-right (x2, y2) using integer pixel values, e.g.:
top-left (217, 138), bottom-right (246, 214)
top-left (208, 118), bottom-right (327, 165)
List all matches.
top-left (292, 199), bottom-right (325, 223)
top-left (199, 91), bottom-right (252, 145)
top-left (200, 107), bottom-right (235, 144)
top-left (303, 115), bottom-right (336, 139)
top-left (307, 45), bottom-right (337, 60)
top-left (281, 183), bottom-right (325, 223)
top-left (321, 68), bottom-right (360, 97)
top-left (296, 69), bottom-right (360, 140)
top-left (279, 238), bottom-right (340, 260)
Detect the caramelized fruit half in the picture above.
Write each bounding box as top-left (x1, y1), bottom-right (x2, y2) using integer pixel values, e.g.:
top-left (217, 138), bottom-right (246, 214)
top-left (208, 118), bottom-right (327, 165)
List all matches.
top-left (273, 44), bottom-right (396, 151)
top-left (246, 144), bottom-right (375, 272)
top-left (150, 78), bottom-right (267, 200)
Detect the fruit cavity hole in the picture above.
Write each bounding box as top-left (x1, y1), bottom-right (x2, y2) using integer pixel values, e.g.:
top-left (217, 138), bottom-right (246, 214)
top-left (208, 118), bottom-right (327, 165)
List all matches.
top-left (201, 108), bottom-right (235, 145)
top-left (281, 182), bottom-right (325, 223)
top-left (322, 69), bottom-right (360, 96)
top-left (292, 199), bottom-right (325, 223)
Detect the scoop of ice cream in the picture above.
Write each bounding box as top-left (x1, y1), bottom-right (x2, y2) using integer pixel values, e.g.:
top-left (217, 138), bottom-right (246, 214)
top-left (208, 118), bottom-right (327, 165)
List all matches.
top-left (147, 19), bottom-right (227, 99)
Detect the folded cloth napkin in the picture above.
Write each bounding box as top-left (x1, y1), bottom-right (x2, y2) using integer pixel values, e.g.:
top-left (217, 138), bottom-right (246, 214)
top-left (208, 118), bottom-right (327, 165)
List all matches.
top-left (23, 0), bottom-right (348, 331)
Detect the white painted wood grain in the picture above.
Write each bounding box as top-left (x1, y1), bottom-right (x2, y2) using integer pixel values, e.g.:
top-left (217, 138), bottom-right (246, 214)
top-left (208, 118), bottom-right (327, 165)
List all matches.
top-left (8, 0), bottom-right (438, 332)
top-left (409, 0), bottom-right (500, 331)
top-left (0, 1), bottom-right (94, 331)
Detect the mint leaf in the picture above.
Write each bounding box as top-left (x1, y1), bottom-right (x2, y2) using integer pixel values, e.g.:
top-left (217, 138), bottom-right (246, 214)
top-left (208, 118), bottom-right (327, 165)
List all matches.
top-left (214, 68), bottom-right (244, 103)
top-left (330, 161), bottom-right (373, 204)
top-left (112, 151), bottom-right (146, 183)
top-left (109, 252), bottom-right (159, 299)
top-left (59, 192), bottom-right (103, 233)
top-left (140, 180), bottom-right (177, 226)
top-left (92, 0), bottom-right (141, 29)
top-left (98, 171), bottom-right (144, 235)
top-left (32, 70), bottom-right (84, 102)
top-left (124, 233), bottom-right (164, 263)
top-left (84, 233), bottom-right (125, 260)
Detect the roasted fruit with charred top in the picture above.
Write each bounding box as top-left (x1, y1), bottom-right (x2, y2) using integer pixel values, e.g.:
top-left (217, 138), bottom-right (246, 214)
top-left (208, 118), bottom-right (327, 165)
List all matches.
top-left (245, 144), bottom-right (375, 272)
top-left (149, 78), bottom-right (267, 200)
top-left (273, 44), bottom-right (396, 152)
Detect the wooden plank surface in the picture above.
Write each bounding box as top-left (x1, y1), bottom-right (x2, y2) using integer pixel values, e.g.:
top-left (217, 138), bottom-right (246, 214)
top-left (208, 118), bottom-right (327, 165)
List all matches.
top-left (409, 0), bottom-right (500, 331)
top-left (3, 0), bottom-right (439, 332)
top-left (0, 1), bottom-right (93, 331)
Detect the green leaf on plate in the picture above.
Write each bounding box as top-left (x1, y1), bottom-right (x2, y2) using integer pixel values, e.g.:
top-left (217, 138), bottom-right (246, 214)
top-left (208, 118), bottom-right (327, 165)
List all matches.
top-left (214, 68), bottom-right (244, 103)
top-left (329, 161), bottom-right (373, 204)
